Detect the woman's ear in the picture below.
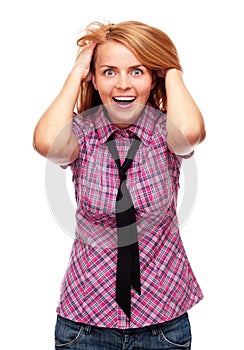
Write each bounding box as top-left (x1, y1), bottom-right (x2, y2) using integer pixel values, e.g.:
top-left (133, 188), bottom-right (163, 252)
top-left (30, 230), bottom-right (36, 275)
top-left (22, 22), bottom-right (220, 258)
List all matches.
top-left (92, 73), bottom-right (98, 90)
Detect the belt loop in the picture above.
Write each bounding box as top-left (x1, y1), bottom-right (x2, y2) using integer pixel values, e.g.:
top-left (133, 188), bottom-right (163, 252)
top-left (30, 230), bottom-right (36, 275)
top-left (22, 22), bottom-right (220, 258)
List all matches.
top-left (150, 324), bottom-right (158, 336)
top-left (83, 324), bottom-right (92, 334)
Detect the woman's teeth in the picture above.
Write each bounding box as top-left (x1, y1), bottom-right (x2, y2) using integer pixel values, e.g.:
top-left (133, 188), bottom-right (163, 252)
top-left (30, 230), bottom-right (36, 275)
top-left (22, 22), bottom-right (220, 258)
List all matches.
top-left (113, 97), bottom-right (136, 104)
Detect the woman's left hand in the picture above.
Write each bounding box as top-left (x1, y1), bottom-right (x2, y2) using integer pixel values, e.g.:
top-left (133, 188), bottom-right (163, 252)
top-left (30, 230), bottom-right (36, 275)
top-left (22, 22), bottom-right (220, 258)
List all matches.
top-left (156, 68), bottom-right (167, 78)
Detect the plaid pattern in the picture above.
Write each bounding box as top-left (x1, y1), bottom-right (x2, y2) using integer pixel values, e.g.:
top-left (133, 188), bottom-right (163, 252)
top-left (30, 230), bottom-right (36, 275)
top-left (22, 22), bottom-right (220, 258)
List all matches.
top-left (56, 105), bottom-right (203, 329)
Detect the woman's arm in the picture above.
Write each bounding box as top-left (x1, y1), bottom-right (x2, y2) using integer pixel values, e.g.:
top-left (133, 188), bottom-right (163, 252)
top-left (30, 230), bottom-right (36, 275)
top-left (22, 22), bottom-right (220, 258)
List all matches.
top-left (165, 68), bottom-right (206, 156)
top-left (33, 42), bottom-right (96, 165)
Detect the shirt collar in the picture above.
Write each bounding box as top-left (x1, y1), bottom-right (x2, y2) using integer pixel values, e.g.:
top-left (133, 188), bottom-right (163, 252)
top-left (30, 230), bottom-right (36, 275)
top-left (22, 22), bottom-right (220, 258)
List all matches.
top-left (94, 104), bottom-right (162, 146)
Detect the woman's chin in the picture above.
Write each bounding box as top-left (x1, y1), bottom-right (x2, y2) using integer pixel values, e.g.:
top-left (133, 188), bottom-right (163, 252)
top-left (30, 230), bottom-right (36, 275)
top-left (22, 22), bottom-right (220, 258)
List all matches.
top-left (105, 103), bottom-right (144, 127)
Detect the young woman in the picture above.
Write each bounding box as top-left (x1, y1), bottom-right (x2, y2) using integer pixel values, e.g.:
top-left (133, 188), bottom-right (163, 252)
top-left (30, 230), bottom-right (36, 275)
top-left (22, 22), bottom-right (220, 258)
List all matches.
top-left (34, 21), bottom-right (206, 350)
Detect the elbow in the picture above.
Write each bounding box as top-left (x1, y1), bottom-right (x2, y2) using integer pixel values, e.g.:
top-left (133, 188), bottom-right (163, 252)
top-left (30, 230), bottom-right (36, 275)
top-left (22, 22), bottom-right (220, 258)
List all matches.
top-left (33, 124), bottom-right (62, 159)
top-left (33, 129), bottom-right (79, 164)
top-left (33, 132), bottom-right (51, 158)
top-left (167, 126), bottom-right (206, 156)
top-left (200, 127), bottom-right (206, 143)
top-left (182, 122), bottom-right (206, 148)
top-left (33, 124), bottom-right (57, 158)
top-left (33, 132), bottom-right (63, 161)
top-left (166, 112), bottom-right (206, 156)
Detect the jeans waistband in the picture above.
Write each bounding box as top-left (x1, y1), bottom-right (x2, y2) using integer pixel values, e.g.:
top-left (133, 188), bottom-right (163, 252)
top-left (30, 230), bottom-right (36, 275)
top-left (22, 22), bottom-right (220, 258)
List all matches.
top-left (90, 312), bottom-right (188, 335)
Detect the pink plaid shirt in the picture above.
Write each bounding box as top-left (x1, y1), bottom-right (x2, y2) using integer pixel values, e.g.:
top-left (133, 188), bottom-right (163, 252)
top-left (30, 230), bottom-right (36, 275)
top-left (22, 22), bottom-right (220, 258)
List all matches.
top-left (56, 105), bottom-right (203, 329)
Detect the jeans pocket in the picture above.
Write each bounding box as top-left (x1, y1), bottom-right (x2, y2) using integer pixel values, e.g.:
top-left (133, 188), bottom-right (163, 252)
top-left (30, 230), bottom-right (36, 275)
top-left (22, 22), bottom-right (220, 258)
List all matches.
top-left (55, 315), bottom-right (90, 348)
top-left (158, 313), bottom-right (192, 348)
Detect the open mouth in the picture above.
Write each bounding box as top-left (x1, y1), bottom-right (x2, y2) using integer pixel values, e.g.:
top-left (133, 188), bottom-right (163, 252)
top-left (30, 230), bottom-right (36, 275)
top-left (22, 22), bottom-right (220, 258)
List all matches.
top-left (112, 96), bottom-right (136, 106)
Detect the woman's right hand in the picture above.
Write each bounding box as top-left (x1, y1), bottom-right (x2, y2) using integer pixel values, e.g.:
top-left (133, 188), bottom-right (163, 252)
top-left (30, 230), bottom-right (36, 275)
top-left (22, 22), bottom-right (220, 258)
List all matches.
top-left (33, 41), bottom-right (97, 164)
top-left (73, 42), bottom-right (97, 82)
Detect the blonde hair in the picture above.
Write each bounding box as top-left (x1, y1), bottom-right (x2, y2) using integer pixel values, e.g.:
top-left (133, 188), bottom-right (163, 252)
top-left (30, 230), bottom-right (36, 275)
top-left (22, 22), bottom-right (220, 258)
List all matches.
top-left (76, 21), bottom-right (182, 113)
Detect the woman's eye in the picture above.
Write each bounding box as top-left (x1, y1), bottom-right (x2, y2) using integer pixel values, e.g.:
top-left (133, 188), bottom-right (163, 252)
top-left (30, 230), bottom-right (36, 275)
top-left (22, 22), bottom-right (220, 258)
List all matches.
top-left (132, 69), bottom-right (143, 75)
top-left (104, 69), bottom-right (115, 76)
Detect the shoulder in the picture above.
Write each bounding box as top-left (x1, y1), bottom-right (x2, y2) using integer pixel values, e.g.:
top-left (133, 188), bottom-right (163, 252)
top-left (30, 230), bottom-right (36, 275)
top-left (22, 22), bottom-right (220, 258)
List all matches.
top-left (72, 110), bottom-right (98, 143)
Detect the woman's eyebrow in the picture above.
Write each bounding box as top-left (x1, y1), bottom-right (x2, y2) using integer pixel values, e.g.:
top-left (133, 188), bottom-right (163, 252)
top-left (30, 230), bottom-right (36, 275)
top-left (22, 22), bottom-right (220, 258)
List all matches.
top-left (98, 64), bottom-right (144, 69)
top-left (99, 65), bottom-right (117, 69)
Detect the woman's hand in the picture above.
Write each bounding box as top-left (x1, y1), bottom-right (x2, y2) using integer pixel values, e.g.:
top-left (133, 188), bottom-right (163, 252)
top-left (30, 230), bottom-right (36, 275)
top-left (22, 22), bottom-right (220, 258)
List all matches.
top-left (73, 42), bottom-right (97, 82)
top-left (33, 41), bottom-right (97, 164)
top-left (156, 68), bottom-right (167, 78)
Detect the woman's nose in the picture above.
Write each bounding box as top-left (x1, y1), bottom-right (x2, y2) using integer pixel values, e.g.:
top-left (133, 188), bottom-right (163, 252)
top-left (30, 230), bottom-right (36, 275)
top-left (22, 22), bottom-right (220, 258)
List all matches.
top-left (115, 74), bottom-right (132, 89)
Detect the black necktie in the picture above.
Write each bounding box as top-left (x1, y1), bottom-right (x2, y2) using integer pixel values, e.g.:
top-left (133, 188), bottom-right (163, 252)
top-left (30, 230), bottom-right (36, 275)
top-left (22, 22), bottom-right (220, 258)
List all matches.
top-left (105, 132), bottom-right (141, 319)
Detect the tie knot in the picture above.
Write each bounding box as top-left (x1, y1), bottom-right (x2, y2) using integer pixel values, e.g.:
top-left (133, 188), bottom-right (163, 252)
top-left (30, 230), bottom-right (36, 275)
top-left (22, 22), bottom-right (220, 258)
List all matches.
top-left (119, 168), bottom-right (127, 181)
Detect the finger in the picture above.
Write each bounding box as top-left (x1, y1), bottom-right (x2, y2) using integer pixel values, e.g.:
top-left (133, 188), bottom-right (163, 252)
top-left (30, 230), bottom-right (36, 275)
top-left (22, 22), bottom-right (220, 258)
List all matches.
top-left (83, 71), bottom-right (93, 83)
top-left (156, 69), bottom-right (167, 78)
top-left (76, 42), bottom-right (97, 63)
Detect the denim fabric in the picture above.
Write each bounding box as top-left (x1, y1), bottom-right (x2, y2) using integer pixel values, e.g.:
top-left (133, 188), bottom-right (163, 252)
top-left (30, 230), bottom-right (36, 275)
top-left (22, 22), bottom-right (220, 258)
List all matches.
top-left (54, 312), bottom-right (191, 349)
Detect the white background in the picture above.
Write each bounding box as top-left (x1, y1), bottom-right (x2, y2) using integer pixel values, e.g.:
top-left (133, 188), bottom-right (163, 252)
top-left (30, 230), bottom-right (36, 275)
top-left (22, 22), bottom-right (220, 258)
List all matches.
top-left (1, 0), bottom-right (243, 349)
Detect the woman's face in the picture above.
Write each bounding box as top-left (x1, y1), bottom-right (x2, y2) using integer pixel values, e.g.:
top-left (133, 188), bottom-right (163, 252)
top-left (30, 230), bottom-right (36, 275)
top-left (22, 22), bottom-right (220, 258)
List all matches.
top-left (92, 40), bottom-right (155, 128)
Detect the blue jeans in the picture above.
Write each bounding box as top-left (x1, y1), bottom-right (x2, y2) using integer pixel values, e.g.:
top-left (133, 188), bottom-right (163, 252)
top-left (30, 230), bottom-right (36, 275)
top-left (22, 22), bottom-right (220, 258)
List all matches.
top-left (54, 312), bottom-right (191, 350)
